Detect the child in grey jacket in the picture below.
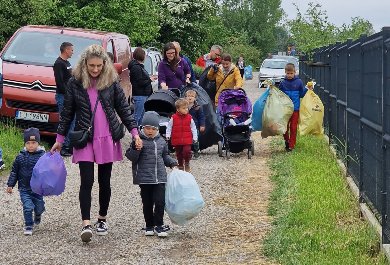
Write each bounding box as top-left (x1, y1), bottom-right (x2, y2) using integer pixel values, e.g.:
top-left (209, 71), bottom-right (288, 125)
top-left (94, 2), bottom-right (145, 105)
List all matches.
top-left (126, 111), bottom-right (178, 237)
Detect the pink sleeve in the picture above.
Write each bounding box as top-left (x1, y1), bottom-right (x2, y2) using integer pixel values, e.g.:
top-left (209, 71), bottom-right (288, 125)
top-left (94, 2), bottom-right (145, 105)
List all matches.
top-left (130, 128), bottom-right (139, 138)
top-left (56, 134), bottom-right (65, 144)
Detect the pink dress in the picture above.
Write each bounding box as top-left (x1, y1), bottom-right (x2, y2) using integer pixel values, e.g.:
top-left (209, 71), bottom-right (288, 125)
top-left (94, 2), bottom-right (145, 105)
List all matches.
top-left (56, 86), bottom-right (138, 164)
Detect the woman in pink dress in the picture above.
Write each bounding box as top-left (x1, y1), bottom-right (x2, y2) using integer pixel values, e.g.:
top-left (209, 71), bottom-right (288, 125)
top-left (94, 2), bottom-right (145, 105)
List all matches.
top-left (51, 44), bottom-right (142, 243)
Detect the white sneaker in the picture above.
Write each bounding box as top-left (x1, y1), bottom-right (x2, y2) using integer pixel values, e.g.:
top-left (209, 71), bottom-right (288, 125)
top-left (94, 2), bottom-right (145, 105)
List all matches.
top-left (24, 226), bottom-right (33, 236)
top-left (95, 221), bottom-right (108, 236)
top-left (81, 225), bottom-right (93, 242)
top-left (154, 225), bottom-right (170, 238)
top-left (144, 227), bottom-right (154, 236)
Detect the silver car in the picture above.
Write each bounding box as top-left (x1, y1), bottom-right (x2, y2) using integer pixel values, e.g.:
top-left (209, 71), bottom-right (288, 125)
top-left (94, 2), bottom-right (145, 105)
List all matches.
top-left (258, 58), bottom-right (288, 87)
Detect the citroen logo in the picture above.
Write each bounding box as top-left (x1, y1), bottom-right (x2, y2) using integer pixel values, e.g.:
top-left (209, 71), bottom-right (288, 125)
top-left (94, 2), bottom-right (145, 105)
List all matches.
top-left (31, 80), bottom-right (44, 90)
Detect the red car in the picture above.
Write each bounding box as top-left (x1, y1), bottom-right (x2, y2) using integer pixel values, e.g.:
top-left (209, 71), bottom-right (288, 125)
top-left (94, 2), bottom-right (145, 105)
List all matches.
top-left (0, 25), bottom-right (132, 136)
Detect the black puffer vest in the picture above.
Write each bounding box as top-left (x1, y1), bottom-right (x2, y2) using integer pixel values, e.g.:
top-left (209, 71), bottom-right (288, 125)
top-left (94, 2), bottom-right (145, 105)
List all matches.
top-left (57, 77), bottom-right (137, 141)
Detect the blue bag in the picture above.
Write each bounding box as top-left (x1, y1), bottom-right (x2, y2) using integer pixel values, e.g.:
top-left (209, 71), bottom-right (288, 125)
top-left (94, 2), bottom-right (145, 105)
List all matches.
top-left (165, 169), bottom-right (205, 226)
top-left (244, 65), bottom-right (253, 80)
top-left (31, 152), bottom-right (67, 196)
top-left (252, 88), bottom-right (270, 131)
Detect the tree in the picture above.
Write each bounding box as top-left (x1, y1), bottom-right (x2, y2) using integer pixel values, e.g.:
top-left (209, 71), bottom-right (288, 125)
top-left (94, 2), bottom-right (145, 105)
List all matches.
top-left (0, 0), bottom-right (55, 48)
top-left (50, 0), bottom-right (160, 45)
top-left (337, 17), bottom-right (374, 42)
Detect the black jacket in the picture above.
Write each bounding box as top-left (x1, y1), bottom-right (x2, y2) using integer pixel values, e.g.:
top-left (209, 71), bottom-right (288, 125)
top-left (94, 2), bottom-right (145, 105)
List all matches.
top-left (128, 59), bottom-right (152, 96)
top-left (53, 57), bottom-right (72, 94)
top-left (57, 77), bottom-right (137, 141)
top-left (7, 147), bottom-right (45, 191)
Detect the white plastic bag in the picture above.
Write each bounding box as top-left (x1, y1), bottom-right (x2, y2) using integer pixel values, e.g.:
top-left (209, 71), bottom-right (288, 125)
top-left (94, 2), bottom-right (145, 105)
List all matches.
top-left (165, 169), bottom-right (205, 226)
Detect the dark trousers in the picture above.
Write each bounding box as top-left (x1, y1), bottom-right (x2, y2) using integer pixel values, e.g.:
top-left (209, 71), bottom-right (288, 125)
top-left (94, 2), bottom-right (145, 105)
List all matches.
top-left (284, 111), bottom-right (300, 149)
top-left (139, 184), bottom-right (165, 227)
top-left (175, 145), bottom-right (192, 166)
top-left (78, 162), bottom-right (113, 220)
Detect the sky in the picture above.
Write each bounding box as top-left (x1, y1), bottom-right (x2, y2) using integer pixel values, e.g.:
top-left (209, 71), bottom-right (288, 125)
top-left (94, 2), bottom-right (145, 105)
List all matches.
top-left (281, 0), bottom-right (390, 33)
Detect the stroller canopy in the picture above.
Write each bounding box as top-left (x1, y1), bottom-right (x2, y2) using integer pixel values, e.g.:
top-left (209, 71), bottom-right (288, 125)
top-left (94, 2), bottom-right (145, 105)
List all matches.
top-left (217, 89), bottom-right (252, 116)
top-left (144, 90), bottom-right (178, 116)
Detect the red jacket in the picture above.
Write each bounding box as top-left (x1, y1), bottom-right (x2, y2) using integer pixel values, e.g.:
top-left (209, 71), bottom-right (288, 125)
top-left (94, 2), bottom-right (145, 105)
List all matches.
top-left (171, 113), bottom-right (193, 146)
top-left (196, 54), bottom-right (221, 69)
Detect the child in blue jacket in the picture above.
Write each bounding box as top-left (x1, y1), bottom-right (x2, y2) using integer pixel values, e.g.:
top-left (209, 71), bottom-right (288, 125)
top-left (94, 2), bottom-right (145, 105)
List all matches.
top-left (278, 63), bottom-right (307, 151)
top-left (6, 128), bottom-right (46, 235)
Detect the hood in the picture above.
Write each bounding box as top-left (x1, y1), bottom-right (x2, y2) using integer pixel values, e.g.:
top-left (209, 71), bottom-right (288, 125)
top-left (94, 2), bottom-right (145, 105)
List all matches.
top-left (2, 61), bottom-right (56, 87)
top-left (259, 67), bottom-right (285, 78)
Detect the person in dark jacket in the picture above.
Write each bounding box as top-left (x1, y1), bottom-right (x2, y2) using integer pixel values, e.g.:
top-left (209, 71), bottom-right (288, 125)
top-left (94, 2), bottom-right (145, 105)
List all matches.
top-left (50, 44), bottom-right (143, 243)
top-left (126, 111), bottom-right (177, 237)
top-left (166, 98), bottom-right (198, 172)
top-left (6, 128), bottom-right (46, 236)
top-left (53, 42), bottom-right (74, 157)
top-left (158, 42), bottom-right (191, 90)
top-left (129, 47), bottom-right (156, 126)
top-left (278, 63), bottom-right (308, 151)
top-left (185, 89), bottom-right (205, 158)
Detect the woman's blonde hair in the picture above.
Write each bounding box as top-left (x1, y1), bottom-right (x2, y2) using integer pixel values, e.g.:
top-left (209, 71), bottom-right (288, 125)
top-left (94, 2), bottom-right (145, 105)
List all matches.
top-left (73, 44), bottom-right (118, 90)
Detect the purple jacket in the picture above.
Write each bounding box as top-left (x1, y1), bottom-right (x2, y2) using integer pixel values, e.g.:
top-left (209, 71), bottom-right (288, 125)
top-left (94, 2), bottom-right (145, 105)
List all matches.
top-left (158, 58), bottom-right (190, 89)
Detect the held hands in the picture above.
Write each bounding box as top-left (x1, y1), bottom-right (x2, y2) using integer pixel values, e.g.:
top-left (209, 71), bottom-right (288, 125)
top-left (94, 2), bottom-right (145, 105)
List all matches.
top-left (161, 83), bottom-right (168, 90)
top-left (134, 135), bottom-right (143, 150)
top-left (6, 187), bottom-right (13, 194)
top-left (50, 142), bottom-right (62, 154)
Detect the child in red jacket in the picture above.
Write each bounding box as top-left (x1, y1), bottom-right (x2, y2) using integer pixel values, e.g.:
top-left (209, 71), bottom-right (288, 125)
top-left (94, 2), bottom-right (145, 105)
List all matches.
top-left (166, 98), bottom-right (198, 172)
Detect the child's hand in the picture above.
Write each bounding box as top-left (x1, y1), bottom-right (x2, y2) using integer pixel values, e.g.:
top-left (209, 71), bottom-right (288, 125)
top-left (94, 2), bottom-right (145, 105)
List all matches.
top-left (200, 126), bottom-right (205, 133)
top-left (6, 187), bottom-right (13, 194)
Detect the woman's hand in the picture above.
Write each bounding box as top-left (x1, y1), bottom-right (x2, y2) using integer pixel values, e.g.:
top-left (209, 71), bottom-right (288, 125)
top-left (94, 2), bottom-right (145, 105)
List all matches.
top-left (185, 77), bottom-right (191, 84)
top-left (134, 135), bottom-right (143, 150)
top-left (161, 83), bottom-right (168, 90)
top-left (50, 142), bottom-right (62, 154)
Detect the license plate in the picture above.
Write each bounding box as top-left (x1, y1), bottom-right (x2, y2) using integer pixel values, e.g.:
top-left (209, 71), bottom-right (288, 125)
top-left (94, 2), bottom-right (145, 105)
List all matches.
top-left (16, 110), bottom-right (49, 123)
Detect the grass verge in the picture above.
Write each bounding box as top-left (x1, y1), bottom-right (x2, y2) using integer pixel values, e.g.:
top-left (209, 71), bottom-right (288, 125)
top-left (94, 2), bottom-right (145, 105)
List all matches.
top-left (263, 135), bottom-right (387, 265)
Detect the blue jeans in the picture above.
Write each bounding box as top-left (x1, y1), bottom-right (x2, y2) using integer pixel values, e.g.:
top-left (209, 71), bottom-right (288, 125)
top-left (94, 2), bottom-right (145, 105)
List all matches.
top-left (19, 190), bottom-right (45, 227)
top-left (133, 96), bottom-right (148, 126)
top-left (56, 93), bottom-right (75, 149)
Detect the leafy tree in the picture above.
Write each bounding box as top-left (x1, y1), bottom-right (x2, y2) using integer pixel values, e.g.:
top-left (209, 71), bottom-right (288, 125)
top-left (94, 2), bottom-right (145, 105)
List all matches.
top-left (50, 0), bottom-right (160, 45)
top-left (337, 17), bottom-right (374, 42)
top-left (0, 0), bottom-right (55, 48)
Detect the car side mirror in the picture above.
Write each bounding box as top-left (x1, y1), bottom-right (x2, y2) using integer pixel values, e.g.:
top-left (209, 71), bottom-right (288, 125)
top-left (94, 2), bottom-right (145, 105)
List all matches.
top-left (114, 63), bottom-right (122, 74)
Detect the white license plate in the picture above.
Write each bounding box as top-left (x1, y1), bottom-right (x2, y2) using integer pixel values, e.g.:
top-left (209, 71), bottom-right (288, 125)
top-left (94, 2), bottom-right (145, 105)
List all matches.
top-left (16, 110), bottom-right (49, 123)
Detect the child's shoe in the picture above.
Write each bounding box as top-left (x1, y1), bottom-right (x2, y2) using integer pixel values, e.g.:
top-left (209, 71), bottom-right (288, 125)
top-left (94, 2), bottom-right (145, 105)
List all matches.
top-left (95, 220), bottom-right (108, 236)
top-left (284, 141), bottom-right (289, 150)
top-left (80, 225), bottom-right (93, 242)
top-left (185, 163), bottom-right (191, 173)
top-left (34, 214), bottom-right (42, 226)
top-left (154, 225), bottom-right (170, 238)
top-left (0, 160), bottom-right (4, 170)
top-left (193, 151), bottom-right (200, 159)
top-left (24, 226), bottom-right (33, 236)
top-left (178, 165), bottom-right (184, 171)
top-left (144, 227), bottom-right (155, 236)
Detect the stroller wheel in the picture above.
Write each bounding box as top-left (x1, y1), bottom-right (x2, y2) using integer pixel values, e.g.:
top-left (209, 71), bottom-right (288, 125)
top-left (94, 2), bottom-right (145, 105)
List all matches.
top-left (248, 149), bottom-right (252, 159)
top-left (218, 141), bottom-right (223, 157)
top-left (251, 140), bottom-right (255, 155)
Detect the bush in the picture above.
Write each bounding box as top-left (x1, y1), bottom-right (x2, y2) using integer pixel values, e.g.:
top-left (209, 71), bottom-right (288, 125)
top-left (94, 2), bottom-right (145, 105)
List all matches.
top-left (192, 64), bottom-right (204, 80)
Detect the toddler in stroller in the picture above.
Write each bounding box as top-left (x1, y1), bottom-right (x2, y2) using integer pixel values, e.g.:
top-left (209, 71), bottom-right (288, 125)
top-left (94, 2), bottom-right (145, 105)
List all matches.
top-left (217, 89), bottom-right (254, 159)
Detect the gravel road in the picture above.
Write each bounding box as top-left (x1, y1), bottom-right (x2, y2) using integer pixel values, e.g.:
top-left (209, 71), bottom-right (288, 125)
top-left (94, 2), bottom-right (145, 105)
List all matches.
top-left (0, 74), bottom-right (277, 265)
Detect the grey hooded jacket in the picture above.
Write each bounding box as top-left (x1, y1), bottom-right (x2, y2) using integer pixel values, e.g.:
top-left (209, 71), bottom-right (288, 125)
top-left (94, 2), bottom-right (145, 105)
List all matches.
top-left (125, 131), bottom-right (177, 185)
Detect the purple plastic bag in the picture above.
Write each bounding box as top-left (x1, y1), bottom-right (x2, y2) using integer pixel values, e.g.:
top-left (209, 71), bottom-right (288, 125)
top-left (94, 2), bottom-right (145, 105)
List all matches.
top-left (31, 152), bottom-right (67, 196)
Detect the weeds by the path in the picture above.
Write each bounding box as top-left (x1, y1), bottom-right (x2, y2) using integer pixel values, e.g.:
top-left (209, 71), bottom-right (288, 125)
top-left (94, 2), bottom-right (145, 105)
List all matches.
top-left (263, 135), bottom-right (387, 265)
top-left (0, 121), bottom-right (23, 173)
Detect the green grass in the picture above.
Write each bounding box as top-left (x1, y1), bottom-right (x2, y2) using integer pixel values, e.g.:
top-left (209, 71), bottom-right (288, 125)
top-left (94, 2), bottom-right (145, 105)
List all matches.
top-left (263, 135), bottom-right (387, 265)
top-left (0, 121), bottom-right (50, 176)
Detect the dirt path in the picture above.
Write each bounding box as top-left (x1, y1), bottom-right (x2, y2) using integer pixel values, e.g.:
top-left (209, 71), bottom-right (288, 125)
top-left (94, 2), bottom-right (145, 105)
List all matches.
top-left (0, 73), bottom-right (276, 265)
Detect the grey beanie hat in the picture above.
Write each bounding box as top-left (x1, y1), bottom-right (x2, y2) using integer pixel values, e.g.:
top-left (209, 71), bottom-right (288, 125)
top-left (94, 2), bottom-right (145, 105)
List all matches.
top-left (24, 127), bottom-right (40, 143)
top-left (141, 111), bottom-right (160, 129)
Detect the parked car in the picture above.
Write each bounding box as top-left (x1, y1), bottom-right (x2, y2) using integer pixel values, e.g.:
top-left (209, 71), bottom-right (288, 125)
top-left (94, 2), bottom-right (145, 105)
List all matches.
top-left (258, 58), bottom-right (288, 87)
top-left (131, 47), bottom-right (162, 90)
top-left (271, 55), bottom-right (299, 75)
top-left (0, 25), bottom-right (132, 136)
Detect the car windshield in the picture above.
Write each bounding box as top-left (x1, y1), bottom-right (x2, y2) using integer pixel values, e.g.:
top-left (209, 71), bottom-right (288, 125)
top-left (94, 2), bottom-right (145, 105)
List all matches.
top-left (144, 55), bottom-right (152, 75)
top-left (262, 60), bottom-right (287, 69)
top-left (273, 56), bottom-right (298, 67)
top-left (2, 31), bottom-right (101, 66)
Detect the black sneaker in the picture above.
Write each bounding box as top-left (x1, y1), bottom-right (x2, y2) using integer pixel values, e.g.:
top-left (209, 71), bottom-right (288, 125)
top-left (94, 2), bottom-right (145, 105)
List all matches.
top-left (143, 227), bottom-right (155, 236)
top-left (94, 221), bottom-right (108, 236)
top-left (0, 160), bottom-right (4, 170)
top-left (81, 225), bottom-right (93, 242)
top-left (34, 214), bottom-right (42, 226)
top-left (284, 141), bottom-right (289, 150)
top-left (154, 225), bottom-right (170, 238)
top-left (193, 152), bottom-right (200, 159)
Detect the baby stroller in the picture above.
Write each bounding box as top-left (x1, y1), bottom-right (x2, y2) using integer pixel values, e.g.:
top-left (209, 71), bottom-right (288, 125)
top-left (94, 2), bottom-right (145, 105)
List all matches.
top-left (217, 89), bottom-right (254, 159)
top-left (144, 89), bottom-right (179, 151)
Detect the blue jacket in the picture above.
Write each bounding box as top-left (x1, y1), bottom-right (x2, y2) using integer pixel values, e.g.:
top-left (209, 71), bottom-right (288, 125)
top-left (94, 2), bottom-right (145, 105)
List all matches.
top-left (189, 101), bottom-right (205, 129)
top-left (279, 76), bottom-right (307, 111)
top-left (181, 55), bottom-right (196, 83)
top-left (7, 147), bottom-right (45, 191)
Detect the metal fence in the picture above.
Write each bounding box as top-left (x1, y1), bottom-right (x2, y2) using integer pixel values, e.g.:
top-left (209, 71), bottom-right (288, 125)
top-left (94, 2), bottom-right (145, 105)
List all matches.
top-left (300, 27), bottom-right (390, 243)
